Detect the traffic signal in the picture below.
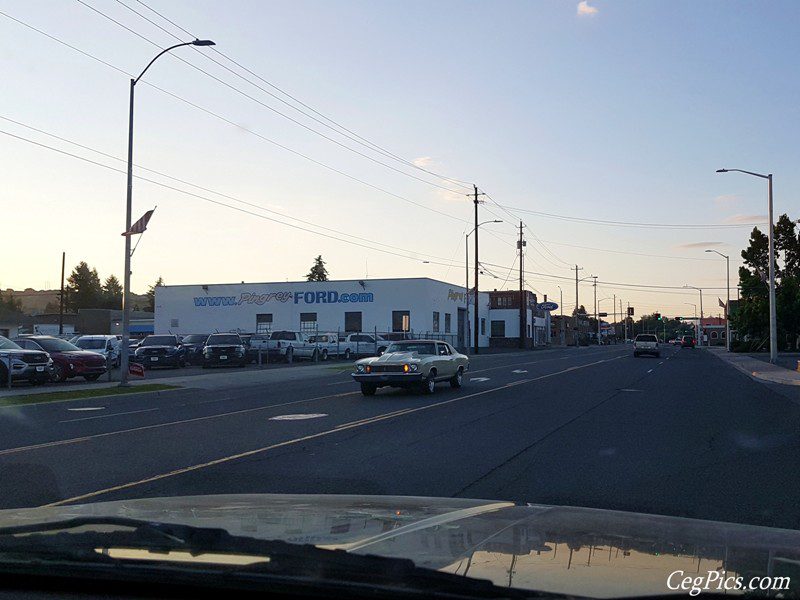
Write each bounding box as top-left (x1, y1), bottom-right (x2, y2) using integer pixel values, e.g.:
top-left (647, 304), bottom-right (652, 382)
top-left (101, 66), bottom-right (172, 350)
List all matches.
top-left (627, 307), bottom-right (634, 316)
top-left (655, 313), bottom-right (661, 320)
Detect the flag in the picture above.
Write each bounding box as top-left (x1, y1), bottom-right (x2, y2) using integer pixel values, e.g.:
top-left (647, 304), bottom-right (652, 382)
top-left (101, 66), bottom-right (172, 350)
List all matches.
top-left (718, 297), bottom-right (725, 309)
top-left (122, 208), bottom-right (155, 237)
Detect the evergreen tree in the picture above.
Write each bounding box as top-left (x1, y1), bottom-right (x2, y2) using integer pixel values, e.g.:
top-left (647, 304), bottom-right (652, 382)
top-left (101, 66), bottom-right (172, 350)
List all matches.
top-left (145, 276), bottom-right (164, 312)
top-left (65, 262), bottom-right (102, 310)
top-left (305, 256), bottom-right (329, 282)
top-left (102, 275), bottom-right (123, 309)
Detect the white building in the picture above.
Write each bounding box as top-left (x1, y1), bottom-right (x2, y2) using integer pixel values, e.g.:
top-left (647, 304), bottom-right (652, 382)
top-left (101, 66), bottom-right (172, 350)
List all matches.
top-left (154, 277), bottom-right (551, 351)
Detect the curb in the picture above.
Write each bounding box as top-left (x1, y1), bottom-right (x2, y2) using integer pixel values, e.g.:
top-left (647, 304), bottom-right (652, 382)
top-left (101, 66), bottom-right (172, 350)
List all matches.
top-left (703, 348), bottom-right (800, 386)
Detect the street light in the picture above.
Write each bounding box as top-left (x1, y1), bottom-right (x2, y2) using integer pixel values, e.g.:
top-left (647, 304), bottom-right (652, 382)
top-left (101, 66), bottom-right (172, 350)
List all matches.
top-left (120, 39), bottom-right (215, 386)
top-left (705, 249), bottom-right (730, 352)
top-left (683, 285), bottom-right (704, 346)
top-left (465, 220), bottom-right (502, 354)
top-left (717, 168), bottom-right (776, 363)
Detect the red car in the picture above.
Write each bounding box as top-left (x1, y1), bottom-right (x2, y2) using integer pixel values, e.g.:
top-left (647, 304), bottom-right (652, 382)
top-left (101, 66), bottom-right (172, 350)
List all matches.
top-left (14, 336), bottom-right (108, 382)
top-left (680, 335), bottom-right (696, 348)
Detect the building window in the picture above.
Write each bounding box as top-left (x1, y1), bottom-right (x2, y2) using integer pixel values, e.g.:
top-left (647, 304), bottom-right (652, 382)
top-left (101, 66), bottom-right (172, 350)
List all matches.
top-left (721, 330), bottom-right (727, 338)
top-left (392, 310), bottom-right (410, 332)
top-left (256, 313), bottom-right (273, 334)
top-left (432, 311), bottom-right (440, 333)
top-left (491, 320), bottom-right (506, 338)
top-left (300, 312), bottom-right (317, 334)
top-left (711, 331), bottom-right (718, 339)
top-left (344, 312), bottom-right (362, 333)
top-left (170, 318), bottom-right (179, 328)
top-left (480, 318), bottom-right (486, 336)
top-left (444, 313), bottom-right (451, 333)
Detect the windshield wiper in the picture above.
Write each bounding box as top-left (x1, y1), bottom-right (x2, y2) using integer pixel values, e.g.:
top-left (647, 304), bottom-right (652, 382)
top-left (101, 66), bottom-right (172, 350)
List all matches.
top-left (0, 517), bottom-right (558, 599)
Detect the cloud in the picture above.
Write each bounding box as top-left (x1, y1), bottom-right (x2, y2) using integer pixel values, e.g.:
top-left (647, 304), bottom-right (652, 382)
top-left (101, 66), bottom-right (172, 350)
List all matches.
top-left (413, 156), bottom-right (433, 168)
top-left (723, 214), bottom-right (768, 224)
top-left (577, 1), bottom-right (599, 16)
top-left (435, 188), bottom-right (467, 204)
top-left (714, 194), bottom-right (741, 206)
top-left (675, 241), bottom-right (727, 249)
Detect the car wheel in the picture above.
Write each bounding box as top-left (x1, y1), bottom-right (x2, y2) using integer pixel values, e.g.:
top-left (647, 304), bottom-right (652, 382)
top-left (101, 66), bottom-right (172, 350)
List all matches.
top-left (285, 347), bottom-right (293, 363)
top-left (0, 365), bottom-right (8, 387)
top-left (633, 352), bottom-right (639, 358)
top-left (344, 348), bottom-right (351, 360)
top-left (449, 368), bottom-right (463, 389)
top-left (83, 374), bottom-right (101, 381)
top-left (312, 349), bottom-right (319, 363)
top-left (321, 349), bottom-right (328, 361)
top-left (178, 358), bottom-right (186, 368)
top-left (360, 383), bottom-right (377, 396)
top-left (50, 363), bottom-right (67, 383)
top-left (422, 371), bottom-right (437, 394)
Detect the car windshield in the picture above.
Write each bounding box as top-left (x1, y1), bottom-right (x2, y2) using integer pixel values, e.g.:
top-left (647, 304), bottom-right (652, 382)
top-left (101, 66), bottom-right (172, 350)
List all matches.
top-left (74, 338), bottom-right (106, 350)
top-left (140, 336), bottom-right (177, 347)
top-left (385, 342), bottom-right (436, 355)
top-left (0, 336), bottom-right (21, 350)
top-left (33, 338), bottom-right (80, 352)
top-left (207, 334), bottom-right (240, 345)
top-left (270, 331), bottom-right (295, 341)
top-left (181, 334), bottom-right (209, 344)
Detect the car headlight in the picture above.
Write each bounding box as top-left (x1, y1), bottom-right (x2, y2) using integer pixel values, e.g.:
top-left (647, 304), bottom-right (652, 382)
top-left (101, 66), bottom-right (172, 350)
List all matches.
top-left (356, 364), bottom-right (365, 373)
top-left (409, 364), bottom-right (419, 372)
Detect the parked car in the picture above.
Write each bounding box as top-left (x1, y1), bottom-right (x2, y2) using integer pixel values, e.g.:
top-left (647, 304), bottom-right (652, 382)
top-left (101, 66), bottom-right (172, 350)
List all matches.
top-left (633, 333), bottom-right (660, 358)
top-left (14, 335), bottom-right (107, 382)
top-left (179, 333), bottom-right (210, 365)
top-left (249, 331), bottom-right (320, 362)
top-left (681, 335), bottom-right (696, 348)
top-left (202, 333), bottom-right (247, 368)
top-left (133, 334), bottom-right (185, 369)
top-left (340, 333), bottom-right (390, 358)
top-left (352, 340), bottom-right (469, 396)
top-left (0, 335), bottom-right (52, 386)
top-left (307, 333), bottom-right (342, 360)
top-left (238, 334), bottom-right (260, 364)
top-left (72, 335), bottom-right (121, 368)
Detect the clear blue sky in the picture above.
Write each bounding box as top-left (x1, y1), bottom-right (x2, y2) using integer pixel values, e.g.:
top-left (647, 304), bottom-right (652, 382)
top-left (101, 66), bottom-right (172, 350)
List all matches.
top-left (2, 0), bottom-right (798, 315)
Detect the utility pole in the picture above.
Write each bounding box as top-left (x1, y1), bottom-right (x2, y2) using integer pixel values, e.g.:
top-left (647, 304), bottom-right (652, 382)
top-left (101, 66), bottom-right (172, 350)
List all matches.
top-left (592, 276), bottom-right (598, 343)
top-left (472, 185), bottom-right (484, 354)
top-left (613, 293), bottom-right (616, 342)
top-left (58, 252), bottom-right (65, 335)
top-left (518, 221), bottom-right (526, 349)
top-left (627, 301), bottom-right (631, 338)
top-left (572, 265), bottom-right (583, 345)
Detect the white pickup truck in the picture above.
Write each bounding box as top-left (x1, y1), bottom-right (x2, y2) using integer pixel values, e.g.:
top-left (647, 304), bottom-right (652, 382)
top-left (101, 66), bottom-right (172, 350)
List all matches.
top-left (249, 331), bottom-right (320, 362)
top-left (633, 333), bottom-right (660, 358)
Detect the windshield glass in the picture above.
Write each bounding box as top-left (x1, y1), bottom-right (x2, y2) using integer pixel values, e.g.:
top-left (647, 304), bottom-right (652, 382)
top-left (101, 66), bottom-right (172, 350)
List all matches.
top-left (385, 342), bottom-right (435, 355)
top-left (0, 336), bottom-right (21, 350)
top-left (270, 331), bottom-right (295, 341)
top-left (74, 338), bottom-right (106, 350)
top-left (140, 335), bottom-right (177, 347)
top-left (34, 338), bottom-right (80, 352)
top-left (181, 334), bottom-right (209, 344)
top-left (206, 334), bottom-right (241, 345)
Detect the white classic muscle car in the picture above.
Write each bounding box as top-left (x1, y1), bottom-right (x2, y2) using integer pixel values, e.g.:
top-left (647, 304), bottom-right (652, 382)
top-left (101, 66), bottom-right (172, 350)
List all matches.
top-left (351, 340), bottom-right (469, 396)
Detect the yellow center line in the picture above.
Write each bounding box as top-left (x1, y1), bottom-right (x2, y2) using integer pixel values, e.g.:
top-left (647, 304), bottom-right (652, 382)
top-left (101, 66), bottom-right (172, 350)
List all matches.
top-left (42, 354), bottom-right (623, 507)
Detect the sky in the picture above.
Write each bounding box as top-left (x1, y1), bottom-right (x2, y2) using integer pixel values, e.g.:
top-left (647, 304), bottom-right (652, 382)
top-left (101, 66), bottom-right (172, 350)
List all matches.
top-left (2, 0), bottom-right (799, 317)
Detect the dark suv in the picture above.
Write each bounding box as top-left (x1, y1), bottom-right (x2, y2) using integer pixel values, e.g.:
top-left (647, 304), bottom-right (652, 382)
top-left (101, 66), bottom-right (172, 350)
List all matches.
top-left (180, 334), bottom-right (210, 365)
top-left (681, 335), bottom-right (696, 348)
top-left (202, 333), bottom-right (247, 368)
top-left (133, 335), bottom-right (185, 369)
top-left (0, 336), bottom-right (52, 386)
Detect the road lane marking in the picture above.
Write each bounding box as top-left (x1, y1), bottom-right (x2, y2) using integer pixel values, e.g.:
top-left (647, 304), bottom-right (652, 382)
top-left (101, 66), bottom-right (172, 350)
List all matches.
top-left (511, 369), bottom-right (528, 374)
top-left (659, 361), bottom-right (664, 365)
top-left (42, 354), bottom-right (624, 507)
top-left (66, 407), bottom-right (106, 412)
top-left (0, 391), bottom-right (360, 457)
top-left (469, 377), bottom-right (490, 383)
top-left (469, 348), bottom-right (626, 374)
top-left (269, 414), bottom-right (328, 421)
top-left (647, 369), bottom-right (653, 373)
top-left (60, 407), bottom-right (159, 423)
top-left (619, 389), bottom-right (642, 392)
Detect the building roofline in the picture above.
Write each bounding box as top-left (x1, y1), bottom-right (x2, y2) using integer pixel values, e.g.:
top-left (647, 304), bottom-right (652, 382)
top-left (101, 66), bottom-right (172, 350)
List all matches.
top-left (156, 276), bottom-right (463, 289)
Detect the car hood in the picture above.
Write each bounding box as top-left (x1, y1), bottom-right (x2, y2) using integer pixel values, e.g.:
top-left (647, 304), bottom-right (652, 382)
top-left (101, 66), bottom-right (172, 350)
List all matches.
top-left (135, 345), bottom-right (178, 351)
top-left (58, 350), bottom-right (107, 360)
top-left (1, 494), bottom-right (798, 598)
top-left (359, 351), bottom-right (422, 364)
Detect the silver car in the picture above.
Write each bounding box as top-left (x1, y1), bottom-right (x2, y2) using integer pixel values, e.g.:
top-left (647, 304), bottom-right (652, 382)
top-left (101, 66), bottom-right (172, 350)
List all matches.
top-left (352, 340), bottom-right (469, 396)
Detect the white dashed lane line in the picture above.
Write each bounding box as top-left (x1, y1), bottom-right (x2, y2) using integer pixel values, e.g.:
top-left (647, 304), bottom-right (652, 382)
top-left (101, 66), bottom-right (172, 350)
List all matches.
top-left (647, 369), bottom-right (654, 373)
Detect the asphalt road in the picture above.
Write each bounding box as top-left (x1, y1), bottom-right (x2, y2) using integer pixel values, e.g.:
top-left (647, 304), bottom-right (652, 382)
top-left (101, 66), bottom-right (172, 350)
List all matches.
top-left (2, 344), bottom-right (800, 530)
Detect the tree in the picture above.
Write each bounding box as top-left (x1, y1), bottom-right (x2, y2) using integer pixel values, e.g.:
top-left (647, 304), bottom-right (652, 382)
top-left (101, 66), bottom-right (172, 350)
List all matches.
top-left (145, 276), bottom-right (164, 312)
top-left (305, 255), bottom-right (329, 282)
top-left (65, 262), bottom-right (102, 311)
top-left (102, 275), bottom-right (123, 309)
top-left (0, 290), bottom-right (22, 313)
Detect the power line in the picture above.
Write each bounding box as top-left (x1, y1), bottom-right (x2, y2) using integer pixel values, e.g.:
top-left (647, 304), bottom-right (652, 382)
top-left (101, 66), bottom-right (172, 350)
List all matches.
top-left (78, 0), bottom-right (468, 195)
top-left (130, 0), bottom-right (475, 190)
top-left (0, 8), bottom-right (468, 225)
top-left (497, 206), bottom-right (766, 229)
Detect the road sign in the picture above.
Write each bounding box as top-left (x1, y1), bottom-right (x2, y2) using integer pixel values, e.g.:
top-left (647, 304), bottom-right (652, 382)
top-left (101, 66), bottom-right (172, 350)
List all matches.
top-left (129, 362), bottom-right (145, 378)
top-left (538, 301), bottom-right (559, 311)
top-left (598, 312), bottom-right (608, 317)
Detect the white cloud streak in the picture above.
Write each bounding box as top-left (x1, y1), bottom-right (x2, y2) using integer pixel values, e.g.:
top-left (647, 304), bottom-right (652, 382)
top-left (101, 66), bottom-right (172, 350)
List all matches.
top-left (577, 1), bottom-right (599, 16)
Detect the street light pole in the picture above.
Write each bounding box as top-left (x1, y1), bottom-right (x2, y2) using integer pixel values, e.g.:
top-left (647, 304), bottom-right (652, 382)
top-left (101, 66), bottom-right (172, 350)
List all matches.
top-left (684, 286), bottom-right (704, 346)
top-left (717, 168), bottom-right (777, 363)
top-left (120, 39), bottom-right (215, 387)
top-left (705, 249), bottom-right (731, 351)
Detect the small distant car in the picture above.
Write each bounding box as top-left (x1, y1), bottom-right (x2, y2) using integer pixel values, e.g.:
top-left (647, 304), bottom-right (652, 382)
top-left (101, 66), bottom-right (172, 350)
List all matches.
top-left (633, 334), bottom-right (660, 358)
top-left (73, 335), bottom-right (121, 368)
top-left (14, 335), bottom-right (107, 382)
top-left (352, 340), bottom-right (469, 396)
top-left (180, 333), bottom-right (210, 365)
top-left (681, 335), bottom-right (696, 348)
top-left (202, 333), bottom-right (247, 368)
top-left (133, 334), bottom-right (185, 369)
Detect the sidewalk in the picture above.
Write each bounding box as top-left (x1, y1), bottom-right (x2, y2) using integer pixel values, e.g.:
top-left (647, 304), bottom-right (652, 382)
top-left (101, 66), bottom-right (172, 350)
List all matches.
top-left (704, 346), bottom-right (800, 386)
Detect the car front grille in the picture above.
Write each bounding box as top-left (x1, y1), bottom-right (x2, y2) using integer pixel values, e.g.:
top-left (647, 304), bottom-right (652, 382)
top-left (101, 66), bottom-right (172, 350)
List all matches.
top-left (142, 348), bottom-right (167, 356)
top-left (369, 365), bottom-right (406, 373)
top-left (21, 353), bottom-right (48, 365)
top-left (207, 346), bottom-right (236, 354)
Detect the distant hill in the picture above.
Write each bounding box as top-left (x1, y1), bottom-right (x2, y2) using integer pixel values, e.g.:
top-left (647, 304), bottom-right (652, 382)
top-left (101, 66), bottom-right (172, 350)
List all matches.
top-left (4, 288), bottom-right (150, 316)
